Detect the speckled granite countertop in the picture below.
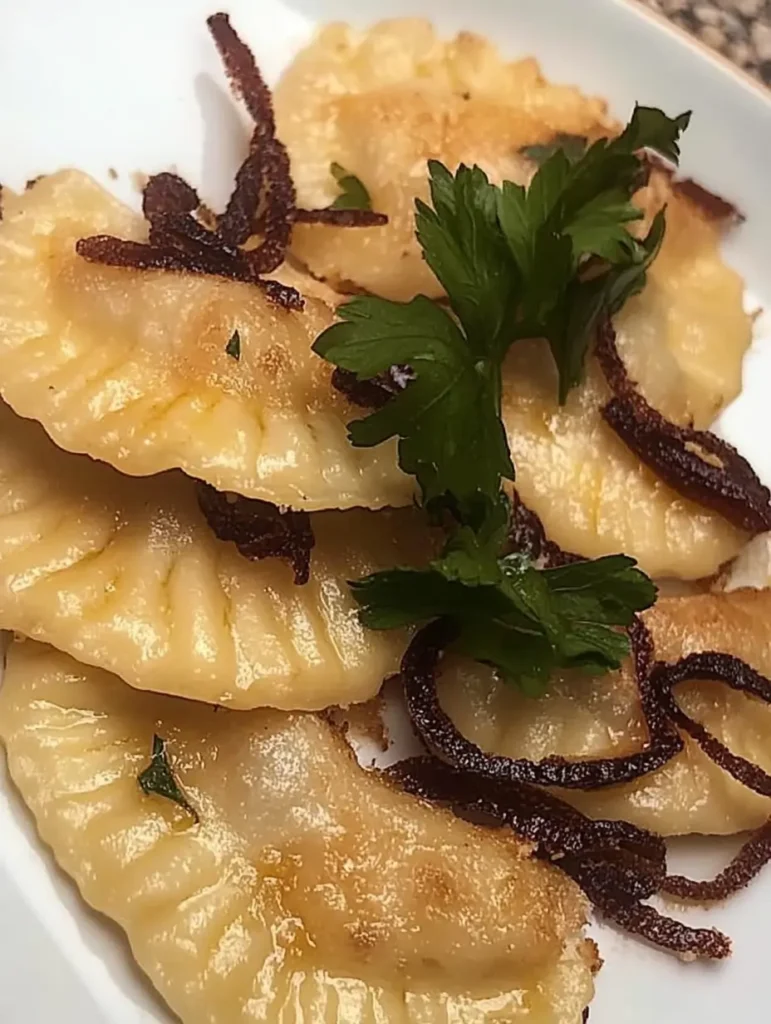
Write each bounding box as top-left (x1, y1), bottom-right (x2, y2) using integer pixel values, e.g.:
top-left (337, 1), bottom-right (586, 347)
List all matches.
top-left (639, 0), bottom-right (771, 83)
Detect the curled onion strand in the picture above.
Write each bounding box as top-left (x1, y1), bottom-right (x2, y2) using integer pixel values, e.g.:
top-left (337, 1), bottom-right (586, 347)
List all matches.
top-left (77, 14), bottom-right (386, 308)
top-left (294, 207), bottom-right (388, 228)
top-left (388, 753), bottom-right (730, 959)
top-left (597, 321), bottom-right (771, 533)
top-left (652, 652), bottom-right (771, 797)
top-left (401, 616), bottom-right (683, 791)
top-left (662, 818), bottom-right (771, 903)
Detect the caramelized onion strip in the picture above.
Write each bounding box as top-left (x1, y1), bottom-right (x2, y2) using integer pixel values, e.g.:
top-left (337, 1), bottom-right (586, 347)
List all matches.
top-left (401, 616), bottom-right (683, 790)
top-left (652, 652), bottom-right (771, 797)
top-left (206, 13), bottom-right (276, 134)
top-left (142, 172), bottom-right (200, 221)
top-left (197, 482), bottom-right (315, 585)
top-left (575, 871), bottom-right (731, 961)
top-left (597, 321), bottom-right (771, 533)
top-left (75, 236), bottom-right (302, 310)
top-left (389, 754), bottom-right (731, 959)
top-left (389, 755), bottom-right (666, 869)
top-left (662, 819), bottom-right (771, 903)
top-left (294, 208), bottom-right (388, 227)
top-left (216, 143), bottom-right (264, 247)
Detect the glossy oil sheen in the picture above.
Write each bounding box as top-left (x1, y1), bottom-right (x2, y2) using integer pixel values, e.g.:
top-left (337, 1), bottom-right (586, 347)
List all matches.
top-left (0, 640), bottom-right (594, 1024)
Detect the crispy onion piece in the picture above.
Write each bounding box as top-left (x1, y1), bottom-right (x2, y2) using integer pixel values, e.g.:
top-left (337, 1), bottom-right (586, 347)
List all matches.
top-left (207, 12), bottom-right (276, 134)
top-left (208, 13), bottom-right (387, 236)
top-left (662, 818), bottom-right (771, 903)
top-left (597, 321), bottom-right (771, 533)
top-left (390, 755), bottom-right (665, 888)
top-left (142, 172), bottom-right (199, 220)
top-left (575, 870), bottom-right (731, 961)
top-left (78, 15), bottom-right (387, 308)
top-left (77, 15), bottom-right (302, 309)
top-left (294, 207), bottom-right (388, 228)
top-left (197, 482), bottom-right (315, 585)
top-left (647, 653), bottom-right (771, 903)
top-left (75, 235), bottom-right (302, 309)
top-left (331, 365), bottom-right (414, 410)
top-left (217, 144), bottom-right (264, 246)
top-left (401, 616), bottom-right (683, 790)
top-left (653, 652), bottom-right (771, 796)
top-left (389, 755), bottom-right (731, 959)
top-left (507, 491), bottom-right (582, 567)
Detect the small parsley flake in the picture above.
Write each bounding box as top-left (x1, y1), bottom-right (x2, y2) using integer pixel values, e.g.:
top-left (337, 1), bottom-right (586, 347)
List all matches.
top-left (138, 734), bottom-right (199, 822)
top-left (329, 162), bottom-right (373, 211)
top-left (226, 329), bottom-right (241, 361)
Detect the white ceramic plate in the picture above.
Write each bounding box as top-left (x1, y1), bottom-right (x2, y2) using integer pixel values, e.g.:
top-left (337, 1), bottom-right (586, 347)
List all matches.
top-left (0, 0), bottom-right (769, 1021)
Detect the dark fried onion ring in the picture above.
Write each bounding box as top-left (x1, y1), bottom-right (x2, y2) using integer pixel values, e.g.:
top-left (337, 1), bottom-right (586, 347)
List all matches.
top-left (207, 13), bottom-right (276, 134)
top-left (652, 652), bottom-right (771, 797)
top-left (79, 16), bottom-right (386, 305)
top-left (390, 755), bottom-right (665, 882)
top-left (197, 482), bottom-right (315, 585)
top-left (216, 144), bottom-right (264, 247)
top-left (142, 173), bottom-right (200, 221)
top-left (575, 872), bottom-right (731, 961)
top-left (401, 616), bottom-right (683, 790)
top-left (597, 321), bottom-right (771, 533)
top-left (649, 652), bottom-right (771, 904)
top-left (208, 13), bottom-right (386, 238)
top-left (662, 818), bottom-right (771, 903)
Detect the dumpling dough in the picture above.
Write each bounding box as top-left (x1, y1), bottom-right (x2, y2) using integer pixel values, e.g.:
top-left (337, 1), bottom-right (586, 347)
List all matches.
top-left (0, 640), bottom-right (596, 1024)
top-left (615, 174), bottom-right (751, 430)
top-left (0, 170), bottom-right (748, 577)
top-left (0, 400), bottom-right (425, 709)
top-left (0, 171), bottom-right (411, 511)
top-left (439, 590), bottom-right (771, 834)
top-left (277, 16), bottom-right (750, 429)
top-left (501, 342), bottom-right (747, 580)
top-left (277, 18), bottom-right (613, 301)
top-left (275, 20), bottom-right (751, 577)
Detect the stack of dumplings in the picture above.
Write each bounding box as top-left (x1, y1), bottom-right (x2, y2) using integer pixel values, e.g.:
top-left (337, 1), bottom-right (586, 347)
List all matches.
top-left (0, 16), bottom-right (768, 1024)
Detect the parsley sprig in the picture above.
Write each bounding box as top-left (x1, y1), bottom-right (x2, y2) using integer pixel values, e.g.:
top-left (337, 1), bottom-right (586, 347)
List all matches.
top-left (354, 554), bottom-right (656, 694)
top-left (313, 106), bottom-right (688, 690)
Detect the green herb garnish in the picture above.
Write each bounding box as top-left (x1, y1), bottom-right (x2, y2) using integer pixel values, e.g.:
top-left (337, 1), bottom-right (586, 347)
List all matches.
top-left (354, 553), bottom-right (656, 695)
top-left (138, 735), bottom-right (199, 822)
top-left (499, 106), bottom-right (690, 398)
top-left (313, 105), bottom-right (686, 688)
top-left (225, 329), bottom-right (241, 361)
top-left (329, 162), bottom-right (373, 211)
